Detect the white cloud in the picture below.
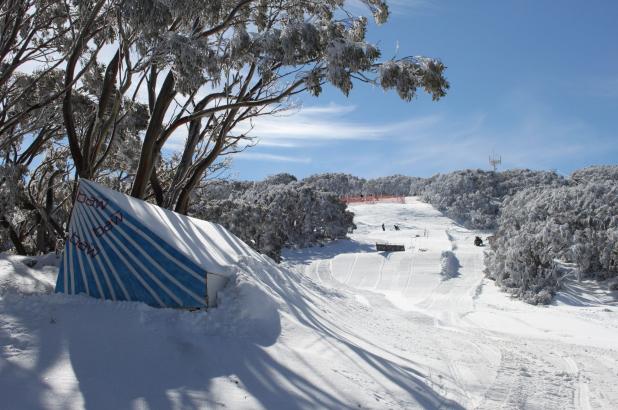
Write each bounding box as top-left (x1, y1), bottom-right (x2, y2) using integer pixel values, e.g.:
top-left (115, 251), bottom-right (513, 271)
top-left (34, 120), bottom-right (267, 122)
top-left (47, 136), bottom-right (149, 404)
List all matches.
top-left (234, 152), bottom-right (312, 164)
top-left (164, 101), bottom-right (446, 168)
top-left (297, 104), bottom-right (357, 115)
top-left (257, 140), bottom-right (307, 148)
top-left (166, 89), bottom-right (614, 178)
top-left (391, 107), bottom-right (613, 175)
top-left (244, 103), bottom-right (441, 144)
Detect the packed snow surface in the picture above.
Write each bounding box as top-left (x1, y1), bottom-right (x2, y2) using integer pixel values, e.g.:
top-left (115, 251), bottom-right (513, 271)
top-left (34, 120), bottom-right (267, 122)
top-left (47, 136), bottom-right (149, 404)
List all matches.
top-left (1, 197), bottom-right (617, 409)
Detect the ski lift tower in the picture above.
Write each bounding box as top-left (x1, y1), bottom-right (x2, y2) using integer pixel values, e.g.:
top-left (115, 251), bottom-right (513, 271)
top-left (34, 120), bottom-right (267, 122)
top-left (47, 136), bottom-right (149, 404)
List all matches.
top-left (489, 153), bottom-right (502, 172)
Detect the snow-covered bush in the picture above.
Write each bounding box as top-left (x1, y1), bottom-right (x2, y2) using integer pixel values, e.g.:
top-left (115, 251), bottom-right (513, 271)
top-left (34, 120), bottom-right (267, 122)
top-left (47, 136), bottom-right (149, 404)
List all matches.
top-left (301, 173), bottom-right (366, 196)
top-left (440, 250), bottom-right (460, 278)
top-left (240, 182), bottom-right (354, 248)
top-left (195, 199), bottom-right (286, 262)
top-left (0, 164), bottom-right (27, 250)
top-left (0, 162), bottom-right (72, 255)
top-left (198, 180), bottom-right (255, 201)
top-left (363, 175), bottom-right (422, 196)
top-left (570, 165), bottom-right (618, 184)
top-left (262, 173), bottom-right (298, 186)
top-left (420, 169), bottom-right (565, 229)
top-left (485, 171), bottom-right (618, 303)
top-left (192, 177), bottom-right (355, 261)
top-left (301, 173), bottom-right (423, 197)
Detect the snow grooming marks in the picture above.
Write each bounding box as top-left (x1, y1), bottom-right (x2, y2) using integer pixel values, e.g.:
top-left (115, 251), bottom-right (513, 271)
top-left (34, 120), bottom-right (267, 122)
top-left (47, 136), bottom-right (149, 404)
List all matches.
top-left (477, 347), bottom-right (577, 410)
top-left (345, 254), bottom-right (359, 285)
top-left (55, 179), bottom-right (229, 308)
top-left (403, 251), bottom-right (415, 293)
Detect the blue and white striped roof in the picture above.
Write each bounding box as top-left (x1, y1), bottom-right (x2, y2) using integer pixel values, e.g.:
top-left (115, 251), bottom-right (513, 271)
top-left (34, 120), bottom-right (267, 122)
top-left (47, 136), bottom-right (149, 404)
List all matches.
top-left (55, 180), bottom-right (249, 308)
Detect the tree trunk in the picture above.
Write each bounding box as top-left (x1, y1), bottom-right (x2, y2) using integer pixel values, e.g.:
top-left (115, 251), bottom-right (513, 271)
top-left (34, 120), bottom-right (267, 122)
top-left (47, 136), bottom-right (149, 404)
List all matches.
top-left (1, 216), bottom-right (27, 255)
top-left (130, 71), bottom-right (176, 199)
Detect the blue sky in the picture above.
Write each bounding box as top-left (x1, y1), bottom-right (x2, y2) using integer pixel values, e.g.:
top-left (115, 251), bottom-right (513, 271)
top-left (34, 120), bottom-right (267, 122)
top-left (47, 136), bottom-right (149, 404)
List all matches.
top-left (230, 0), bottom-right (618, 180)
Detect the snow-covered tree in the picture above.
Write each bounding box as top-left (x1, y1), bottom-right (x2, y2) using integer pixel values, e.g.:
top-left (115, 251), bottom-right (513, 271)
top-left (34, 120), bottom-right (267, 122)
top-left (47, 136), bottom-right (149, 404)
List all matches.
top-left (55, 0), bottom-right (448, 213)
top-left (192, 177), bottom-right (355, 260)
top-left (302, 173), bottom-right (366, 196)
top-left (300, 173), bottom-right (422, 197)
top-left (363, 175), bottom-right (420, 196)
top-left (485, 168), bottom-right (618, 303)
top-left (0, 1), bottom-right (70, 153)
top-left (2, 0), bottom-right (452, 252)
top-left (0, 163), bottom-right (28, 253)
top-left (570, 165), bottom-right (618, 184)
top-left (0, 153), bottom-right (73, 255)
top-left (262, 173), bottom-right (298, 186)
top-left (419, 169), bottom-right (565, 229)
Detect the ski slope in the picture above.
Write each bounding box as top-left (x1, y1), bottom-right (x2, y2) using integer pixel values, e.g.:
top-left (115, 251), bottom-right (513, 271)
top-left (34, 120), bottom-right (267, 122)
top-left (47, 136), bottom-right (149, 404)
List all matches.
top-left (1, 197), bottom-right (617, 409)
top-left (286, 197), bottom-right (618, 409)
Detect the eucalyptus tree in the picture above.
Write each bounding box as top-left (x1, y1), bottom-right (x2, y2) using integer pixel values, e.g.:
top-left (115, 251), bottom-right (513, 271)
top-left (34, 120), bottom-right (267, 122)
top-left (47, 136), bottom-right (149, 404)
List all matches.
top-left (0, 0), bottom-right (72, 253)
top-left (485, 177), bottom-right (618, 304)
top-left (0, 0), bottom-right (117, 253)
top-left (420, 169), bottom-right (565, 229)
top-left (0, 0), bottom-right (72, 149)
top-left (193, 179), bottom-right (354, 261)
top-left (59, 0), bottom-right (448, 214)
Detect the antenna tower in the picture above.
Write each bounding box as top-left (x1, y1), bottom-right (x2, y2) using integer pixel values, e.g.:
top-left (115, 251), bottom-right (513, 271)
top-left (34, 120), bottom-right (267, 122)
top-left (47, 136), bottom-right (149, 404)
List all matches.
top-left (489, 153), bottom-right (501, 172)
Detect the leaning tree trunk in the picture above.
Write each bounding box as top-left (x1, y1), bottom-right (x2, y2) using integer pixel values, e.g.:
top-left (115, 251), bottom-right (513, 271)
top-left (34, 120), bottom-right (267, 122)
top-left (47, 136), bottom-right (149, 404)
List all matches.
top-left (0, 216), bottom-right (27, 255)
top-left (130, 72), bottom-right (176, 199)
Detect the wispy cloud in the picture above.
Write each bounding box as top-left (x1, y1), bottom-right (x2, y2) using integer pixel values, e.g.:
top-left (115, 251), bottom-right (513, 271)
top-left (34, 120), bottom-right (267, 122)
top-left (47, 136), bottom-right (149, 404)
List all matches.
top-left (165, 102), bottom-right (437, 154)
top-left (234, 152), bottom-right (312, 164)
top-left (245, 103), bottom-right (441, 145)
top-left (392, 106), bottom-right (614, 176)
top-left (167, 90), bottom-right (614, 178)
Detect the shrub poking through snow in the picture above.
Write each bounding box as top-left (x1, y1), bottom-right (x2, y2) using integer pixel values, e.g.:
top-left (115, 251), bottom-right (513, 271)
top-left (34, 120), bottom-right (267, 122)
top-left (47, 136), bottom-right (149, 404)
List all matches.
top-left (440, 251), bottom-right (460, 279)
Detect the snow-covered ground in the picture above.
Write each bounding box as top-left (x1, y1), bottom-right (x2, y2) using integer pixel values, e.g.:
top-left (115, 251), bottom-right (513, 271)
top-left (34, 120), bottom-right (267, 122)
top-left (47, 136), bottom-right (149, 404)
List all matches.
top-left (1, 197), bottom-right (617, 409)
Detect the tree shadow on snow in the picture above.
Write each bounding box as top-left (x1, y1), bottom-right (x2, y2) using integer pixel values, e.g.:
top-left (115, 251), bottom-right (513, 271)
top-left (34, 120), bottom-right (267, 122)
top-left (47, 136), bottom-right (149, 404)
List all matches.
top-left (552, 278), bottom-right (618, 307)
top-left (0, 293), bottom-right (353, 410)
top-left (281, 239), bottom-right (375, 266)
top-left (0, 214), bottom-right (464, 410)
top-left (242, 263), bottom-right (466, 409)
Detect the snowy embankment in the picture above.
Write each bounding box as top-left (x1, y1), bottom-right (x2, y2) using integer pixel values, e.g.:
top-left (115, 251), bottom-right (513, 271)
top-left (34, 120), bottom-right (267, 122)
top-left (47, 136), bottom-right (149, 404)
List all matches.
top-left (1, 197), bottom-right (617, 409)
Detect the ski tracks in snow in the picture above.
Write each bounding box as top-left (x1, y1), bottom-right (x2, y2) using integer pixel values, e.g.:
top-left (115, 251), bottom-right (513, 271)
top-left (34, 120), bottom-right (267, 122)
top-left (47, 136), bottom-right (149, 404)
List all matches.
top-left (287, 199), bottom-right (618, 409)
top-left (563, 356), bottom-right (592, 410)
top-left (478, 344), bottom-right (577, 409)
